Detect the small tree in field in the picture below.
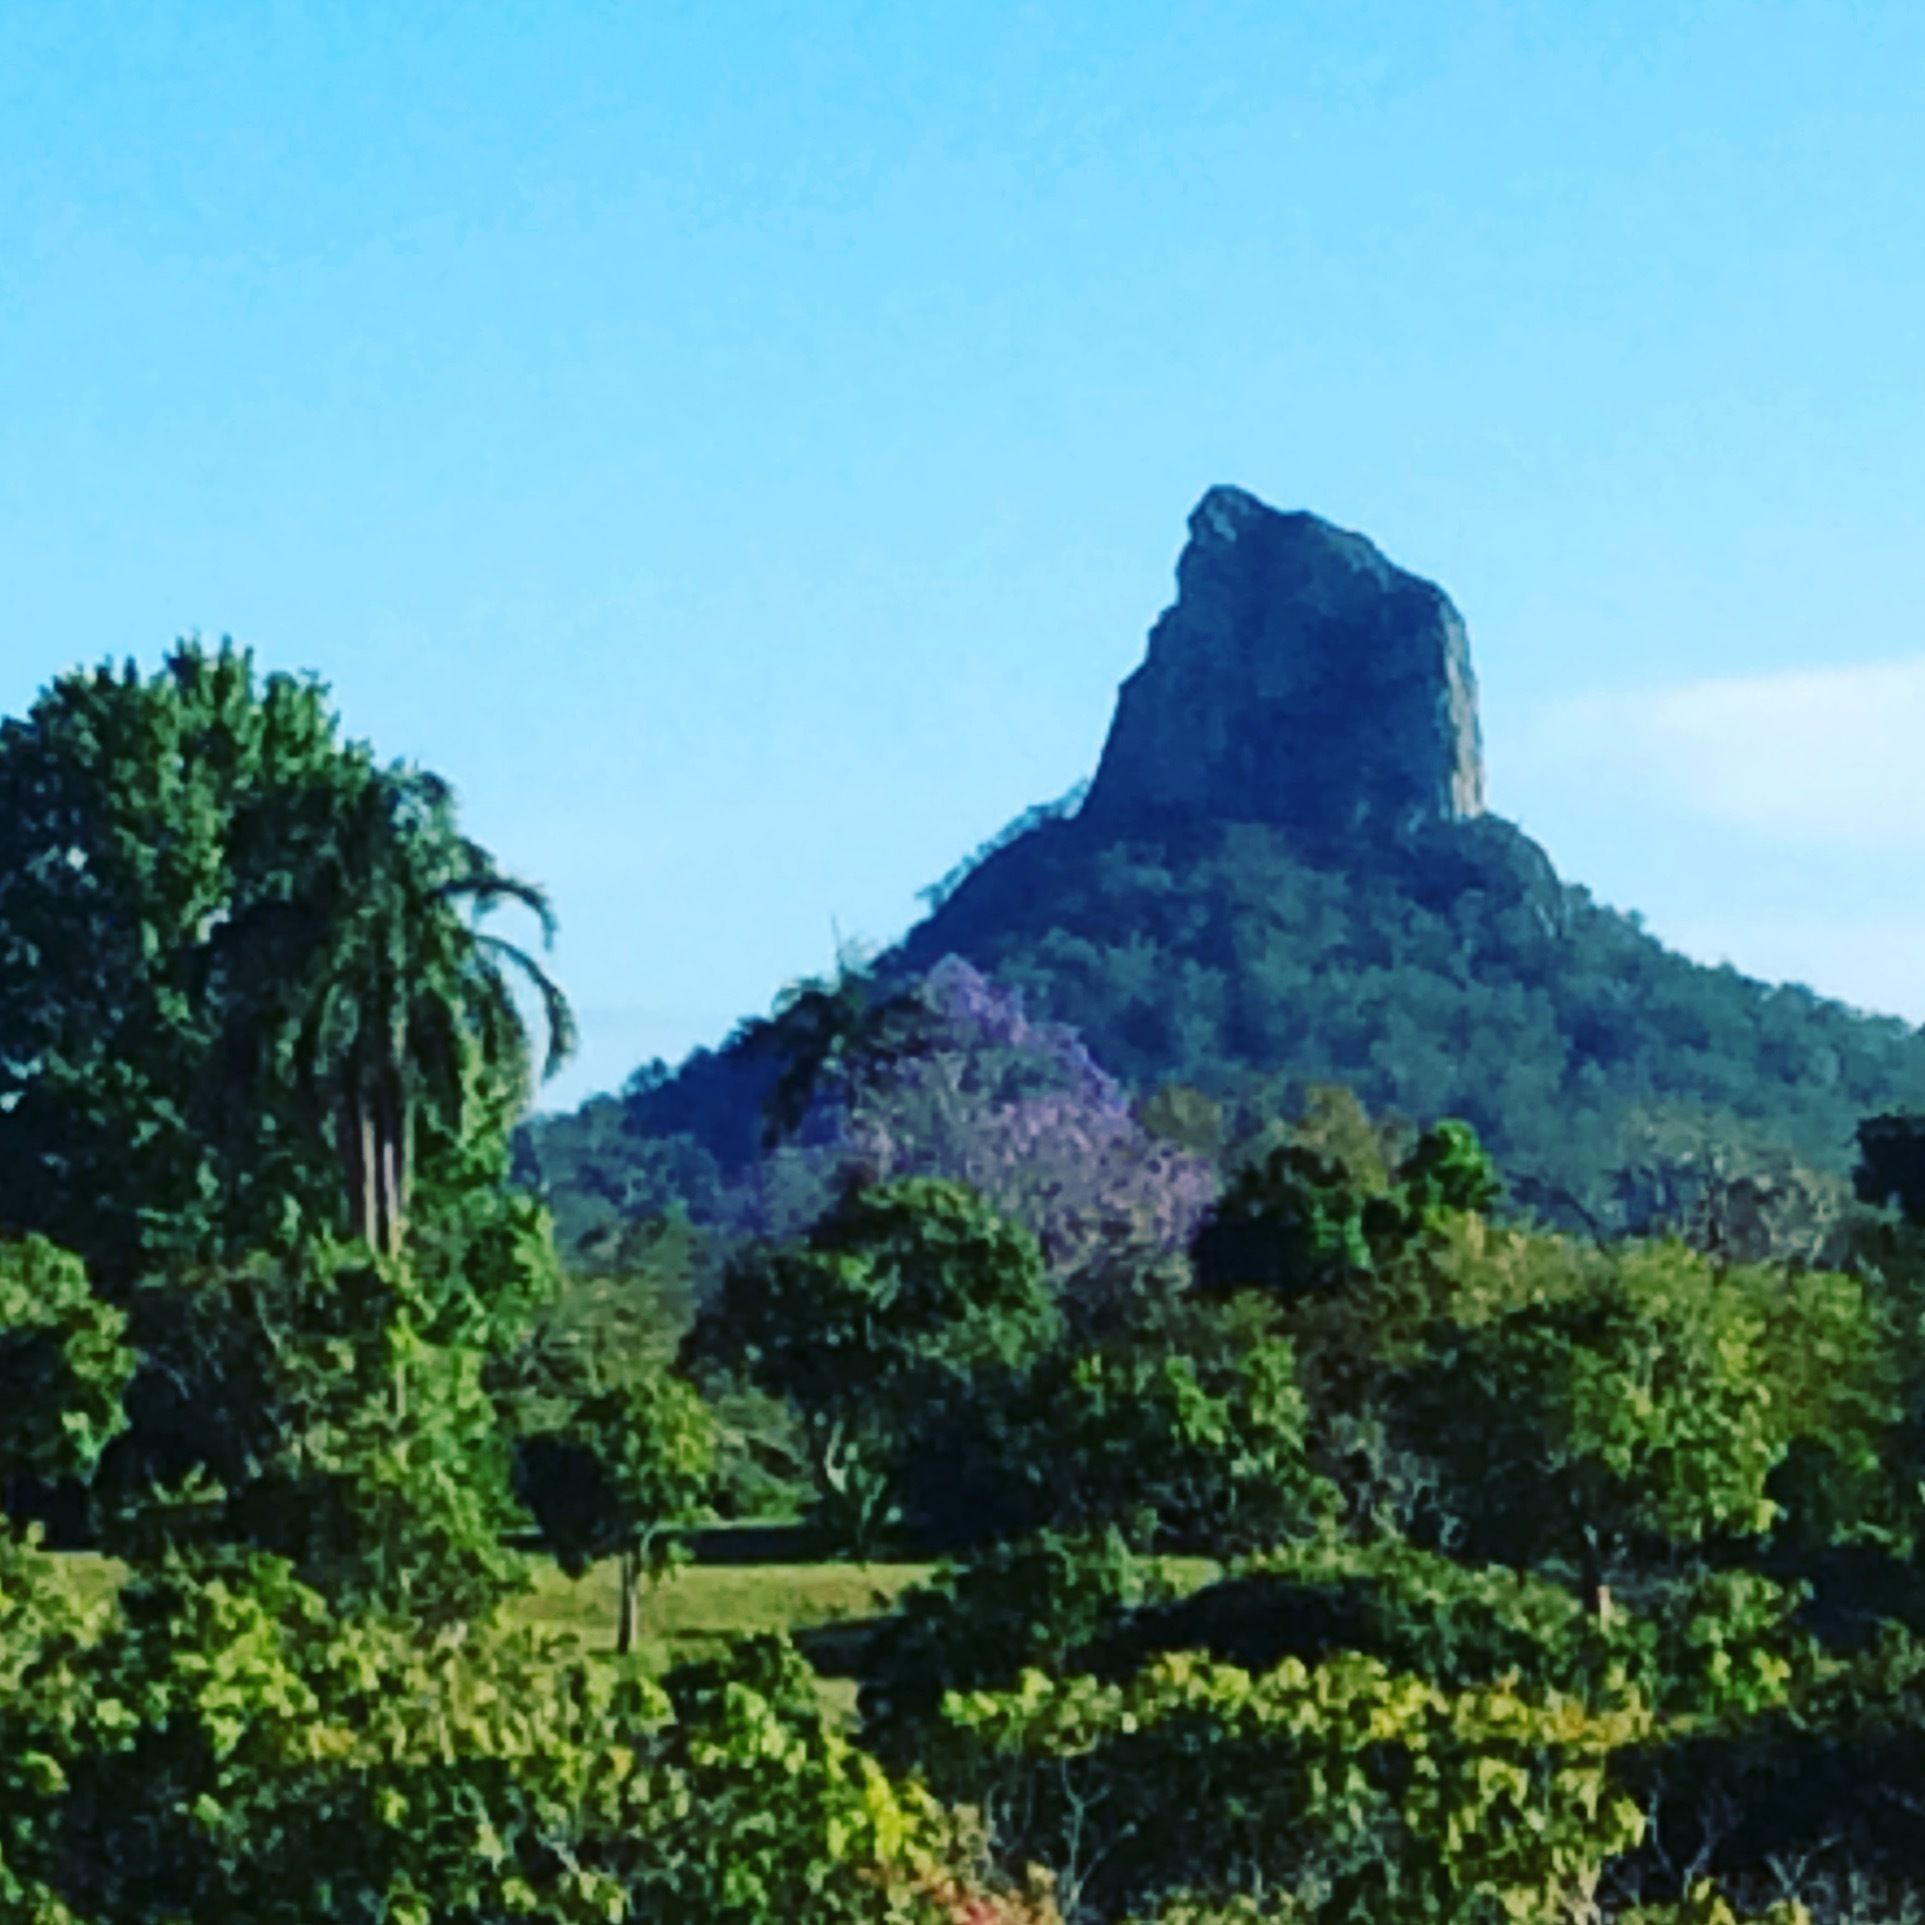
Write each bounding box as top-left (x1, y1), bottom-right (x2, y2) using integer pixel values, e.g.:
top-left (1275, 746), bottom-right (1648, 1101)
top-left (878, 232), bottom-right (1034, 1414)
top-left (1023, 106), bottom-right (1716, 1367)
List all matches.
top-left (519, 1369), bottom-right (717, 1654)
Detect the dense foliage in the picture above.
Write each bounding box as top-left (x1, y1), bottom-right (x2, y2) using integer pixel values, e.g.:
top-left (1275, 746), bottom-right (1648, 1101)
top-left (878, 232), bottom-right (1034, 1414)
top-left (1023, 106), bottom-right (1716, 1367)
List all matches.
top-left (891, 813), bottom-right (1925, 1232)
top-left (827, 957), bottom-right (1220, 1290)
top-left (691, 1175), bottom-right (1059, 1552)
top-left (0, 1239), bottom-right (132, 1501)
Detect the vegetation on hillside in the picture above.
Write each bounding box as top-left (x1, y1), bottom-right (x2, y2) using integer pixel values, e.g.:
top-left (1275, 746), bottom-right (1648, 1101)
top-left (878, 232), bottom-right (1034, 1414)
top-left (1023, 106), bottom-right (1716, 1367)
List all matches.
top-left (526, 805), bottom-right (1921, 1257)
top-left (891, 811), bottom-right (1925, 1231)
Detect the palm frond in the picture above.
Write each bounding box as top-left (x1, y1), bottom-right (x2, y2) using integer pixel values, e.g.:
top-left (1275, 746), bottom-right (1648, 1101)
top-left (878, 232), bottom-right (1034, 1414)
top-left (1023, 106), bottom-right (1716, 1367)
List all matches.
top-left (474, 931), bottom-right (577, 1079)
top-left (440, 870), bottom-right (561, 949)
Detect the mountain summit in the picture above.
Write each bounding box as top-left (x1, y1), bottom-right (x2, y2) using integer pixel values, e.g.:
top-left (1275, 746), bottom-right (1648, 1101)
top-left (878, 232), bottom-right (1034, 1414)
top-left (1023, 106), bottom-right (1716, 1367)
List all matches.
top-left (1081, 487), bottom-right (1485, 837)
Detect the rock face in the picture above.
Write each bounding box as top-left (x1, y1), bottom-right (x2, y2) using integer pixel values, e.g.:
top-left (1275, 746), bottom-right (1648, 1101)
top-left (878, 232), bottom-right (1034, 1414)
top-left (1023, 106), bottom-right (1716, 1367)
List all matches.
top-left (1079, 486), bottom-right (1485, 837)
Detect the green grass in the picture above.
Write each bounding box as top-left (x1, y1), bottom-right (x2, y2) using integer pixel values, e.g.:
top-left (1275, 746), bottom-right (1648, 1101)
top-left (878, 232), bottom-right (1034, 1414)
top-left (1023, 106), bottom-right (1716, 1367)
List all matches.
top-left (34, 1547), bottom-right (933, 1649)
top-left (516, 1554), bottom-right (938, 1664)
top-left (33, 1545), bottom-right (929, 1723)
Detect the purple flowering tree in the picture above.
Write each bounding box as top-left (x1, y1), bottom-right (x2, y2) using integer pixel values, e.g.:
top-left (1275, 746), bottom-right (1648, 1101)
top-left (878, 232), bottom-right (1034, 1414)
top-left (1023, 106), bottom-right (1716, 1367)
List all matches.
top-left (778, 955), bottom-right (1218, 1290)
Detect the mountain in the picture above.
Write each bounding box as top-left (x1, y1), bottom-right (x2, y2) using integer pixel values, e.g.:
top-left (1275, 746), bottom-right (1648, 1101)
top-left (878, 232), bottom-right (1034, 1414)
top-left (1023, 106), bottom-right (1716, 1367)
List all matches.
top-left (1080, 484), bottom-right (1484, 837)
top-left (521, 488), bottom-right (1925, 1246)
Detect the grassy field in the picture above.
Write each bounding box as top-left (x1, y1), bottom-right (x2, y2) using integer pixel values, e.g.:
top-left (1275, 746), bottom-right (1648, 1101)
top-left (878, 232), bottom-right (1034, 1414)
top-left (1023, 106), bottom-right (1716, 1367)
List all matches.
top-left (40, 1544), bottom-right (1218, 1723)
top-left (41, 1548), bottom-right (931, 1640)
top-left (519, 1554), bottom-right (939, 1666)
top-left (37, 1546), bottom-right (937, 1722)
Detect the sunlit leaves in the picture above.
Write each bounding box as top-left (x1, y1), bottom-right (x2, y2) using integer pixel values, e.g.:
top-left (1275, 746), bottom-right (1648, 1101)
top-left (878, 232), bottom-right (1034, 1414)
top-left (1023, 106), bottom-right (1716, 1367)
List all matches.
top-left (45, 1557), bottom-right (954, 1924)
top-left (928, 1648), bottom-right (1649, 1920)
top-left (1396, 1242), bottom-right (1892, 1576)
top-left (0, 1239), bottom-right (131, 1493)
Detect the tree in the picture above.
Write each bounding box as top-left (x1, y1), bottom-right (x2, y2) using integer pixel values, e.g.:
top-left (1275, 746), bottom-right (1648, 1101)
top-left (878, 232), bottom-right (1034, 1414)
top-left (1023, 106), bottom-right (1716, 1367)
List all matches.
top-left (89, 1243), bottom-right (524, 1624)
top-left (211, 760), bottom-right (574, 1262)
top-left (818, 957), bottom-right (1220, 1297)
top-left (1192, 1114), bottom-right (1499, 1302)
top-left (899, 1296), bottom-right (1336, 1557)
top-left (0, 644), bottom-right (316, 1279)
top-left (732, 944), bottom-right (937, 1151)
top-left (692, 1177), bottom-right (1057, 1555)
top-left (518, 1369), bottom-right (717, 1654)
top-left (1036, 1301), bottom-right (1334, 1556)
top-left (0, 641), bottom-right (571, 1280)
top-left (1192, 1143), bottom-right (1384, 1298)
top-left (1398, 1245), bottom-right (1793, 1616)
top-left (1398, 1117), bottom-right (1502, 1218)
top-left (1855, 1112), bottom-right (1925, 1224)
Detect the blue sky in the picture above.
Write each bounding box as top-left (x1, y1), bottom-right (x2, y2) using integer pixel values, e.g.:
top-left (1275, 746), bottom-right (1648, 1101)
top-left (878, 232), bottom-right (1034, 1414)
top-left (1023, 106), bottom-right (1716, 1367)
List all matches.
top-left (5, 2), bottom-right (1924, 1109)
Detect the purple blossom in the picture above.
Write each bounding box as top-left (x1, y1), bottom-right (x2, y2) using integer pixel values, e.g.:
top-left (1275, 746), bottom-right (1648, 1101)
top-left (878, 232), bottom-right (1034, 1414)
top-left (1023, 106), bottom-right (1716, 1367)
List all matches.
top-left (917, 954), bottom-right (1130, 1118)
top-left (706, 957), bottom-right (1218, 1278)
top-left (820, 957), bottom-right (1217, 1280)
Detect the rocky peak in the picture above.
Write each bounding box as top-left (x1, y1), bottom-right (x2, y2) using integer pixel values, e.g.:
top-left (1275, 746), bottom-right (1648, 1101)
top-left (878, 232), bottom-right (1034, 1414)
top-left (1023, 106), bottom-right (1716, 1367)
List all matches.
top-left (1078, 486), bottom-right (1486, 837)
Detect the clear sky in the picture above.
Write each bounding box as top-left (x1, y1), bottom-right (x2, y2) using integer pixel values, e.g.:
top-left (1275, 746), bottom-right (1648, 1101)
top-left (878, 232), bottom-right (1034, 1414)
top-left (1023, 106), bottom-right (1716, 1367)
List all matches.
top-left (5, 2), bottom-right (1924, 1110)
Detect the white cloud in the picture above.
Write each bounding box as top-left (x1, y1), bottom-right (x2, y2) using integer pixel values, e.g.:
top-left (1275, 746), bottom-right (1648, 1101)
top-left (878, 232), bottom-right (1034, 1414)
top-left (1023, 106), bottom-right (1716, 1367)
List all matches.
top-left (1508, 656), bottom-right (1925, 852)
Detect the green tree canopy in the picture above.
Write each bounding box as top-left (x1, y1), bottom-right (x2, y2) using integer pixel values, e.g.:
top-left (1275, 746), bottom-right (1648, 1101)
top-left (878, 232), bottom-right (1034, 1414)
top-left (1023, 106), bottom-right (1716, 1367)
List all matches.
top-left (693, 1177), bottom-right (1057, 1552)
top-left (1398, 1117), bottom-right (1502, 1218)
top-left (900, 1297), bottom-right (1336, 1558)
top-left (95, 1243), bottom-right (524, 1624)
top-left (0, 641), bottom-right (570, 1282)
top-left (1192, 1113), bottom-right (1497, 1302)
top-left (1397, 1245), bottom-right (1814, 1611)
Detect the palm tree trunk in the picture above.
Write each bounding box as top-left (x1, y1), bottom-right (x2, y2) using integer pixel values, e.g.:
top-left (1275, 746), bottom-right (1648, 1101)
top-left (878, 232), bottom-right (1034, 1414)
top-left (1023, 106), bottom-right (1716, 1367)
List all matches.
top-left (381, 1070), bottom-right (409, 1422)
top-left (394, 1080), bottom-right (413, 1254)
top-left (343, 1088), bottom-right (380, 1251)
top-left (375, 1068), bottom-right (404, 1262)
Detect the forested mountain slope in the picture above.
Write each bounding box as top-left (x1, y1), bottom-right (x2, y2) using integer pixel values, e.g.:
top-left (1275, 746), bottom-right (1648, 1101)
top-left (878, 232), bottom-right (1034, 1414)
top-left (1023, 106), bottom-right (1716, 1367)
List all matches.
top-left (882, 807), bottom-right (1925, 1221)
top-left (523, 800), bottom-right (1925, 1245)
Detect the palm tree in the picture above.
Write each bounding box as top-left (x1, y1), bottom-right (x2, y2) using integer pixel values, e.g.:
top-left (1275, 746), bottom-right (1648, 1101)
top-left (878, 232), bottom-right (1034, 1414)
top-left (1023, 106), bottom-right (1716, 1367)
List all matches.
top-left (222, 765), bottom-right (574, 1259)
top-left (734, 943), bottom-right (937, 1150)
